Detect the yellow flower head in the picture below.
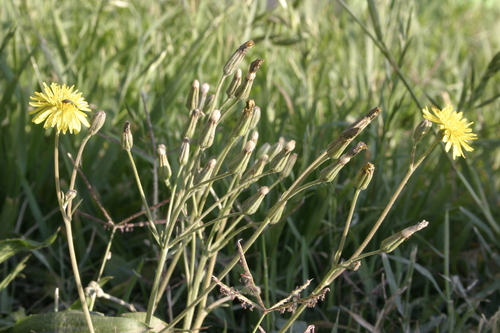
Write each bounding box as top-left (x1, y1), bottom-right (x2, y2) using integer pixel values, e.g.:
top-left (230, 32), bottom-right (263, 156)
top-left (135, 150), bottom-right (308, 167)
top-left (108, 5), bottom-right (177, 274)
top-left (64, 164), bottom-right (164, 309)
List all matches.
top-left (422, 105), bottom-right (478, 160)
top-left (29, 82), bottom-right (92, 134)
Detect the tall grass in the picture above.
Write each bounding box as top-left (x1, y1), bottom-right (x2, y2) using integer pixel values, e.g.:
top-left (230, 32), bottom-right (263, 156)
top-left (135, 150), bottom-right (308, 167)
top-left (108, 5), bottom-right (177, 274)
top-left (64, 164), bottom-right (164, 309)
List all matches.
top-left (1, 0), bottom-right (499, 331)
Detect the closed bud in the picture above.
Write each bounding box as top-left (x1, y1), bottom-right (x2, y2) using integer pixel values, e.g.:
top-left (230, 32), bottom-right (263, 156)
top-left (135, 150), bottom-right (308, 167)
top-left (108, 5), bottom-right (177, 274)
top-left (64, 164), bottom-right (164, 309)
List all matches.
top-left (157, 144), bottom-right (172, 185)
top-left (256, 142), bottom-right (271, 159)
top-left (223, 40), bottom-right (254, 77)
top-left (270, 140), bottom-right (296, 173)
top-left (235, 72), bottom-right (256, 101)
top-left (241, 186), bottom-right (269, 215)
top-left (354, 162), bottom-right (375, 190)
top-left (199, 110), bottom-right (220, 149)
top-left (205, 94), bottom-right (215, 113)
top-left (231, 100), bottom-right (255, 138)
top-left (88, 110), bottom-right (106, 136)
top-left (250, 131), bottom-right (259, 144)
top-left (249, 58), bottom-right (265, 74)
top-left (186, 80), bottom-right (200, 110)
top-left (320, 142), bottom-right (367, 183)
top-left (184, 109), bottom-right (204, 139)
top-left (380, 220), bottom-right (429, 253)
top-left (268, 201), bottom-right (286, 224)
top-left (193, 159), bottom-right (216, 185)
top-left (121, 121), bottom-right (133, 151)
top-left (241, 154), bottom-right (268, 184)
top-left (228, 140), bottom-right (255, 174)
top-left (178, 137), bottom-right (190, 165)
top-left (413, 119), bottom-right (432, 143)
top-left (226, 69), bottom-right (242, 98)
top-left (249, 106), bottom-right (261, 130)
top-left (199, 83), bottom-right (210, 110)
top-left (280, 153), bottom-right (298, 179)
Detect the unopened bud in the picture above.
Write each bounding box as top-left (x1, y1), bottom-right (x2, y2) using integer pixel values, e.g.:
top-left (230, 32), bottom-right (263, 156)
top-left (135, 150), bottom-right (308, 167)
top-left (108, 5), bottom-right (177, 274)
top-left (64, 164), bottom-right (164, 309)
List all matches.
top-left (256, 143), bottom-right (271, 159)
top-left (380, 220), bottom-right (429, 253)
top-left (235, 59), bottom-right (264, 100)
top-left (270, 140), bottom-right (296, 173)
top-left (250, 131), bottom-right (259, 144)
top-left (199, 110), bottom-right (220, 149)
top-left (223, 40), bottom-right (255, 77)
top-left (193, 159), bottom-right (216, 185)
top-left (231, 100), bottom-right (255, 138)
top-left (280, 153), bottom-right (298, 179)
top-left (241, 186), bottom-right (269, 215)
top-left (249, 106), bottom-right (261, 130)
top-left (178, 137), bottom-right (190, 165)
top-left (226, 69), bottom-right (242, 98)
top-left (205, 94), bottom-right (215, 113)
top-left (268, 201), bottom-right (286, 224)
top-left (88, 110), bottom-right (106, 136)
top-left (186, 80), bottom-right (199, 110)
top-left (121, 121), bottom-right (133, 151)
top-left (320, 142), bottom-right (367, 182)
top-left (199, 83), bottom-right (210, 110)
top-left (228, 140), bottom-right (255, 174)
top-left (158, 144), bottom-right (172, 185)
top-left (267, 142), bottom-right (282, 160)
top-left (184, 109), bottom-right (204, 139)
top-left (354, 162), bottom-right (374, 191)
top-left (413, 119), bottom-right (432, 143)
top-left (241, 154), bottom-right (268, 184)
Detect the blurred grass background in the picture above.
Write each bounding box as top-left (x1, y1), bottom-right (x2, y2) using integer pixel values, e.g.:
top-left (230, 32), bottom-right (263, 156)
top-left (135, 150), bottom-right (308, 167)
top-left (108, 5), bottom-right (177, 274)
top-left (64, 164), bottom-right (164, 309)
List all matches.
top-left (1, 0), bottom-right (499, 331)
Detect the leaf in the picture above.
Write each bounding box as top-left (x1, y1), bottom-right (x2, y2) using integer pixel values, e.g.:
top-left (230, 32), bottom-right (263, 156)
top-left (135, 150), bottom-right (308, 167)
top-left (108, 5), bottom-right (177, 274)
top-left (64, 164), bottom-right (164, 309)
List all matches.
top-left (0, 255), bottom-right (30, 293)
top-left (11, 311), bottom-right (153, 333)
top-left (0, 228), bottom-right (59, 264)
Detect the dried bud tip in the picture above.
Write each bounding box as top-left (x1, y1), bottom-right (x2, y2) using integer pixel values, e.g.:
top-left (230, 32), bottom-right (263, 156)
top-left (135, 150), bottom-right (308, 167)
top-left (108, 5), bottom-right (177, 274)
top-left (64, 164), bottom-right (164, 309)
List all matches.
top-left (121, 121), bottom-right (133, 150)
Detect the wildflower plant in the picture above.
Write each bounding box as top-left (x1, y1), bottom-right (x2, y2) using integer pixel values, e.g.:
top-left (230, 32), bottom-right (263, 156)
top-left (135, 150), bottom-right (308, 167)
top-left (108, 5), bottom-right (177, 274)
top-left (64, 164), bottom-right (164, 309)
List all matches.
top-left (23, 39), bottom-right (478, 333)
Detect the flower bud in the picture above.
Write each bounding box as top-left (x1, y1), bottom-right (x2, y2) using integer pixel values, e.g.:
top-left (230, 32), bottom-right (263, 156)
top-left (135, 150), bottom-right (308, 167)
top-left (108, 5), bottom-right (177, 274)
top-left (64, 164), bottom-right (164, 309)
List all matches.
top-left (241, 186), bottom-right (269, 215)
top-left (199, 110), bottom-right (220, 149)
top-left (380, 220), bottom-right (429, 253)
top-left (241, 154), bottom-right (268, 184)
top-left (280, 153), bottom-right (298, 179)
top-left (231, 100), bottom-right (255, 138)
top-left (88, 110), bottom-right (106, 136)
top-left (413, 119), bottom-right (432, 143)
top-left (121, 121), bottom-right (133, 151)
top-left (228, 140), bottom-right (255, 174)
top-left (249, 106), bottom-right (260, 130)
top-left (268, 201), bottom-right (286, 224)
top-left (193, 159), bottom-right (216, 185)
top-left (250, 131), bottom-right (259, 144)
top-left (186, 80), bottom-right (199, 110)
top-left (354, 162), bottom-right (375, 191)
top-left (184, 109), bottom-right (204, 139)
top-left (270, 140), bottom-right (296, 173)
top-left (320, 142), bottom-right (367, 183)
top-left (157, 144), bottom-right (172, 186)
top-left (199, 83), bottom-right (210, 110)
top-left (267, 142), bottom-right (283, 161)
top-left (226, 69), bottom-right (242, 98)
top-left (256, 143), bottom-right (271, 159)
top-left (235, 59), bottom-right (264, 101)
top-left (178, 137), bottom-right (190, 166)
top-left (205, 94), bottom-right (215, 113)
top-left (223, 40), bottom-right (254, 77)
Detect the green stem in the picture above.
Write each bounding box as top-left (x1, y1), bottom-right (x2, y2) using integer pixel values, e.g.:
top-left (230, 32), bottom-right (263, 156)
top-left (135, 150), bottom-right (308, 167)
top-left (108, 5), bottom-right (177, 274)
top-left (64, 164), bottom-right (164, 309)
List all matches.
top-left (334, 189), bottom-right (361, 263)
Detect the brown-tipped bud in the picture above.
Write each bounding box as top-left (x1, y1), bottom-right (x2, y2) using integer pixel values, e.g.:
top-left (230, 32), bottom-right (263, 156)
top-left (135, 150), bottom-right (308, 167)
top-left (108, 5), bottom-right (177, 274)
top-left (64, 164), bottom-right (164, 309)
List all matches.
top-left (380, 220), bottom-right (429, 253)
top-left (121, 121), bottom-right (133, 150)
top-left (249, 58), bottom-right (265, 74)
top-left (413, 119), bottom-right (432, 143)
top-left (241, 154), bottom-right (268, 184)
top-left (241, 186), bottom-right (269, 215)
top-left (178, 137), bottom-right (190, 165)
top-left (354, 162), bottom-right (374, 191)
top-left (267, 142), bottom-right (283, 161)
top-left (269, 140), bottom-right (296, 173)
top-left (226, 69), bottom-right (242, 98)
top-left (193, 159), bottom-right (216, 185)
top-left (88, 110), bottom-right (106, 136)
top-left (199, 110), bottom-right (221, 149)
top-left (268, 201), bottom-right (286, 224)
top-left (228, 140), bottom-right (255, 174)
top-left (184, 109), bottom-right (204, 139)
top-left (256, 142), bottom-right (271, 159)
top-left (158, 144), bottom-right (172, 185)
top-left (327, 107), bottom-right (381, 158)
top-left (280, 153), bottom-right (298, 179)
top-left (235, 72), bottom-right (255, 101)
top-left (186, 80), bottom-right (200, 110)
top-left (223, 40), bottom-right (255, 77)
top-left (199, 83), bottom-right (210, 110)
top-left (231, 100), bottom-right (255, 138)
top-left (320, 142), bottom-right (367, 183)
top-left (249, 106), bottom-right (261, 130)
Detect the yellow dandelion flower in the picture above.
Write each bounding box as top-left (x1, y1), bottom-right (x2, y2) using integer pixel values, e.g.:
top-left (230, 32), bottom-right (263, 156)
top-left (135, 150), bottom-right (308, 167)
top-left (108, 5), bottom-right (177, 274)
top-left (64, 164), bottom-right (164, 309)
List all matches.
top-left (422, 105), bottom-right (478, 160)
top-left (29, 82), bottom-right (92, 134)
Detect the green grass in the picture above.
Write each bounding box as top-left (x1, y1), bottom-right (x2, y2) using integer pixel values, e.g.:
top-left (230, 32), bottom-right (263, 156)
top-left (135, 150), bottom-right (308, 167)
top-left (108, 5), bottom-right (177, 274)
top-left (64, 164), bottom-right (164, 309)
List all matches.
top-left (1, 0), bottom-right (500, 332)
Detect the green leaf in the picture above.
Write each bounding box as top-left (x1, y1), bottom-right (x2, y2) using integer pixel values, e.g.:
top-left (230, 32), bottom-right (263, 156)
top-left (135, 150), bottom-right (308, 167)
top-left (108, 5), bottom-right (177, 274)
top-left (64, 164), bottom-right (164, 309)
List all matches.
top-left (0, 255), bottom-right (30, 293)
top-left (0, 228), bottom-right (59, 264)
top-left (11, 311), bottom-right (153, 333)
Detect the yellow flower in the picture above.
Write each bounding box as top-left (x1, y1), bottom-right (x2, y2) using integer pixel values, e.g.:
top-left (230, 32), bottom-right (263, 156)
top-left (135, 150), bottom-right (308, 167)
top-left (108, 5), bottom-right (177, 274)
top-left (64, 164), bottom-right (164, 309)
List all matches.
top-left (422, 105), bottom-right (478, 159)
top-left (29, 82), bottom-right (92, 134)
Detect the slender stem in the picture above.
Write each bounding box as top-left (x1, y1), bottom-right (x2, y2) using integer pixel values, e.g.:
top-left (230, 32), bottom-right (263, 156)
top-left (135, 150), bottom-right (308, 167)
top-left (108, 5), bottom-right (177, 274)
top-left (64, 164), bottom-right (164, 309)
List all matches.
top-left (334, 189), bottom-right (361, 263)
top-left (444, 210), bottom-right (454, 332)
top-left (145, 246), bottom-right (169, 326)
top-left (54, 133), bottom-right (95, 333)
